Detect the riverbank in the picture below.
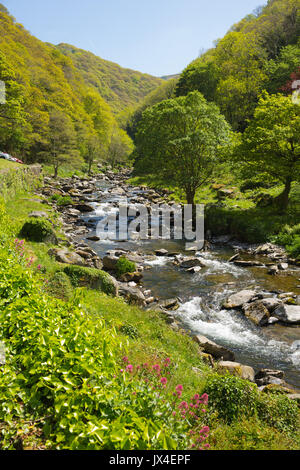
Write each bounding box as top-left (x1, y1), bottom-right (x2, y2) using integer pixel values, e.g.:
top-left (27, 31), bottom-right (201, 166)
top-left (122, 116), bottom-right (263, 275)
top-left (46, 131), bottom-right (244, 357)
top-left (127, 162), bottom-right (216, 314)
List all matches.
top-left (1, 167), bottom-right (299, 450)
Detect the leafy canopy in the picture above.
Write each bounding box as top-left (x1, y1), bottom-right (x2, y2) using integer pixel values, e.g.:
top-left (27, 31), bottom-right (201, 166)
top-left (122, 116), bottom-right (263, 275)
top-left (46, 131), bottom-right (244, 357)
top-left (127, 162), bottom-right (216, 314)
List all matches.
top-left (134, 91), bottom-right (231, 204)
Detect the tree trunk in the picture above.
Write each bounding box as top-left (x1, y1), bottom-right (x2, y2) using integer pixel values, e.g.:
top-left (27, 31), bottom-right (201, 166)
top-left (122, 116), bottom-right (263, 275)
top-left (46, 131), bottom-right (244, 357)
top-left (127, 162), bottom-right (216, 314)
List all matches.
top-left (53, 164), bottom-right (58, 179)
top-left (186, 188), bottom-right (195, 206)
top-left (274, 176), bottom-right (292, 212)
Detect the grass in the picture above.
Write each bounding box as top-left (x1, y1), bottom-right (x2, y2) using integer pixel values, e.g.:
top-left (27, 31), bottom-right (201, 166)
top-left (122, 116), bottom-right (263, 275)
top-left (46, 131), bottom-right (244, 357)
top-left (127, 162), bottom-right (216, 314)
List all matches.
top-left (0, 159), bottom-right (26, 171)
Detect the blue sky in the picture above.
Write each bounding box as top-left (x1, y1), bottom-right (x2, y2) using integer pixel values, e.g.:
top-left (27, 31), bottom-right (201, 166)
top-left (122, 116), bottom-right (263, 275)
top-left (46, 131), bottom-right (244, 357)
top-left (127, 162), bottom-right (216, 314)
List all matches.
top-left (3, 0), bottom-right (267, 76)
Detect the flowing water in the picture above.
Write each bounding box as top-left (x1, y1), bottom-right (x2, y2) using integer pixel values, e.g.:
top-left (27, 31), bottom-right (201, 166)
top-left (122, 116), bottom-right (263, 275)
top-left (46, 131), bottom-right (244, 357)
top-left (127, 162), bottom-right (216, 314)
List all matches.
top-left (78, 180), bottom-right (300, 390)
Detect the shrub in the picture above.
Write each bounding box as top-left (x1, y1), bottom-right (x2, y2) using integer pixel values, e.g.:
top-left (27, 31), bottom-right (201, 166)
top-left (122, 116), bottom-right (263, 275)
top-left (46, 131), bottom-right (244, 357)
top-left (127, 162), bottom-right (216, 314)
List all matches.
top-left (63, 265), bottom-right (118, 296)
top-left (257, 392), bottom-right (299, 434)
top-left (115, 256), bottom-right (136, 278)
top-left (204, 374), bottom-right (259, 423)
top-left (19, 218), bottom-right (58, 244)
top-left (272, 224), bottom-right (300, 258)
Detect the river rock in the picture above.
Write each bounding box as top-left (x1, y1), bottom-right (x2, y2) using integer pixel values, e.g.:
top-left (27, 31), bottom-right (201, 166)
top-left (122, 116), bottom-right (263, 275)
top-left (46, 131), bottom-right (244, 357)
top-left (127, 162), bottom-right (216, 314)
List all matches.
top-left (261, 297), bottom-right (283, 313)
top-left (159, 298), bottom-right (179, 310)
top-left (273, 304), bottom-right (300, 325)
top-left (75, 203), bottom-right (94, 213)
top-left (119, 272), bottom-right (143, 283)
top-left (223, 290), bottom-right (257, 309)
top-left (102, 255), bottom-right (119, 271)
top-left (242, 300), bottom-right (270, 326)
top-left (255, 369), bottom-right (285, 386)
top-left (234, 260), bottom-right (264, 267)
top-left (216, 361), bottom-right (255, 382)
top-left (193, 335), bottom-right (235, 361)
top-left (48, 248), bottom-right (86, 266)
top-left (179, 258), bottom-right (205, 269)
top-left (155, 249), bottom-right (168, 256)
top-left (118, 283), bottom-right (146, 305)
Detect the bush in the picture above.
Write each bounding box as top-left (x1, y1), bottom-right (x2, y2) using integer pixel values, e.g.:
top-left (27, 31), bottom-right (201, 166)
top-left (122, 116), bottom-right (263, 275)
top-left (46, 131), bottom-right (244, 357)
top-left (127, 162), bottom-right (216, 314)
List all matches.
top-left (204, 374), bottom-right (259, 423)
top-left (63, 265), bottom-right (118, 296)
top-left (19, 218), bottom-right (58, 244)
top-left (272, 224), bottom-right (300, 258)
top-left (115, 256), bottom-right (136, 278)
top-left (257, 392), bottom-right (299, 434)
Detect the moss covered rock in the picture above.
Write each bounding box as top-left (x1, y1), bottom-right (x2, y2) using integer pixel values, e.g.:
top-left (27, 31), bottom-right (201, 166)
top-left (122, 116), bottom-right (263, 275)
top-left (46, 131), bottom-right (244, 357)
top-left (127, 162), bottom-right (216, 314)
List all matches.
top-left (63, 265), bottom-right (118, 296)
top-left (19, 218), bottom-right (58, 244)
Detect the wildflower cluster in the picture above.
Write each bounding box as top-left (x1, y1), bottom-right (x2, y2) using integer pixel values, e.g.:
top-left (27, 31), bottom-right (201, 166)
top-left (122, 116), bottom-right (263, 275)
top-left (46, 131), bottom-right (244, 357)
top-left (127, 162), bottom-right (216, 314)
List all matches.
top-left (120, 356), bottom-right (210, 450)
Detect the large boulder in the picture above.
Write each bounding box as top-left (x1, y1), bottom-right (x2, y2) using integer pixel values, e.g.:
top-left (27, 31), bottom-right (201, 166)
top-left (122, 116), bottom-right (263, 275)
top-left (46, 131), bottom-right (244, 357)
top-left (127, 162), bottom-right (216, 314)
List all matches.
top-left (273, 304), bottom-right (300, 325)
top-left (193, 335), bottom-right (235, 361)
top-left (242, 301), bottom-right (270, 327)
top-left (216, 361), bottom-right (255, 382)
top-left (118, 283), bottom-right (146, 305)
top-left (102, 255), bottom-right (119, 271)
top-left (223, 290), bottom-right (257, 309)
top-left (49, 248), bottom-right (86, 266)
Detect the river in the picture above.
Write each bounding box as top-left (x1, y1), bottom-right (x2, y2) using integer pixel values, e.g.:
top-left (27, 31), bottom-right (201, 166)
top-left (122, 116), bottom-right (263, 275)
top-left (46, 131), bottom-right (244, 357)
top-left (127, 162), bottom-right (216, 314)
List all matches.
top-left (78, 178), bottom-right (300, 391)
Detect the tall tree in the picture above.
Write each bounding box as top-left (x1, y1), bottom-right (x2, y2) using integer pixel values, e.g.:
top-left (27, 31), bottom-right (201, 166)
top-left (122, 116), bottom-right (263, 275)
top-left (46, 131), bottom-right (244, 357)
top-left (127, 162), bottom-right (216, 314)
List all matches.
top-left (134, 91), bottom-right (231, 205)
top-left (235, 92), bottom-right (300, 211)
top-left (44, 110), bottom-right (81, 178)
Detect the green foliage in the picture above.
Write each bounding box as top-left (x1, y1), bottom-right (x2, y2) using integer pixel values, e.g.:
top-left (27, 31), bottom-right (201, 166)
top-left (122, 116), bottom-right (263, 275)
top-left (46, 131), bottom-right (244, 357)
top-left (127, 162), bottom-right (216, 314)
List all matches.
top-left (19, 218), bottom-right (57, 244)
top-left (57, 43), bottom-right (163, 115)
top-left (50, 194), bottom-right (73, 206)
top-left (127, 79), bottom-right (178, 138)
top-left (134, 91), bottom-right (231, 204)
top-left (271, 224), bottom-right (300, 258)
top-left (175, 0), bottom-right (300, 130)
top-left (120, 323), bottom-right (140, 339)
top-left (0, 204), bottom-right (210, 450)
top-left (115, 257), bottom-right (136, 278)
top-left (0, 8), bottom-right (144, 168)
top-left (205, 374), bottom-right (259, 423)
top-left (45, 271), bottom-right (73, 300)
top-left (63, 265), bottom-right (118, 296)
top-left (257, 392), bottom-right (299, 434)
top-left (233, 92), bottom-right (300, 210)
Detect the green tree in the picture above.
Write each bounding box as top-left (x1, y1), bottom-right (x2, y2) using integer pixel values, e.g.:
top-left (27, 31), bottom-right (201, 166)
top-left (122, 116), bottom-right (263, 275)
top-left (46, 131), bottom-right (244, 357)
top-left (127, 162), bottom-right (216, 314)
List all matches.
top-left (175, 59), bottom-right (219, 102)
top-left (84, 134), bottom-right (102, 175)
top-left (0, 51), bottom-right (28, 153)
top-left (44, 110), bottom-right (81, 178)
top-left (235, 92), bottom-right (300, 211)
top-left (106, 127), bottom-right (134, 169)
top-left (134, 91), bottom-right (231, 205)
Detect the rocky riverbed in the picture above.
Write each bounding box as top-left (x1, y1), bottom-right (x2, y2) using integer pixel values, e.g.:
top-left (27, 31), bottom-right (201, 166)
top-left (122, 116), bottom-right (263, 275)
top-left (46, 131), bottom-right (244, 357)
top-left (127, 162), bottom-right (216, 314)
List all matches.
top-left (34, 168), bottom-right (300, 397)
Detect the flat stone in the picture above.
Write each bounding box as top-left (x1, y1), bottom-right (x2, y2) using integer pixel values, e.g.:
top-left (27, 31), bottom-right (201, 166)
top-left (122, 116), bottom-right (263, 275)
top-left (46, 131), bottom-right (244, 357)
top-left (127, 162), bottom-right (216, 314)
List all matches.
top-left (193, 335), bottom-right (235, 361)
top-left (223, 290), bottom-right (257, 309)
top-left (273, 304), bottom-right (300, 325)
top-left (155, 249), bottom-right (168, 256)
